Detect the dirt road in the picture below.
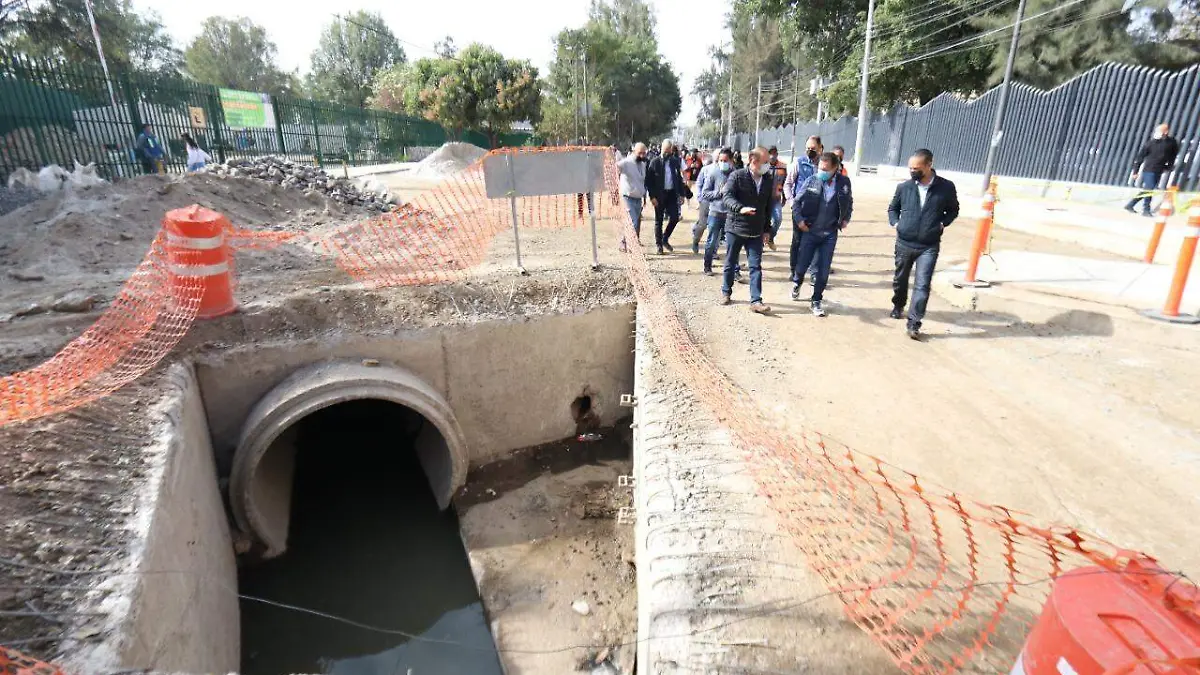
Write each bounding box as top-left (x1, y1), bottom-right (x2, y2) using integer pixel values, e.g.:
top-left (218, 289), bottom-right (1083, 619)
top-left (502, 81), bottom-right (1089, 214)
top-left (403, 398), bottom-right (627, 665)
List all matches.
top-left (639, 185), bottom-right (1200, 578)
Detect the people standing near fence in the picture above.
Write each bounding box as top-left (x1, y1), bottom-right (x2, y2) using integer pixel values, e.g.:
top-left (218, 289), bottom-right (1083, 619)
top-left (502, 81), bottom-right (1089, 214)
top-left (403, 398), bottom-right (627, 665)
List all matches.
top-left (1125, 123), bottom-right (1180, 217)
top-left (720, 146), bottom-right (774, 314)
top-left (692, 154), bottom-right (715, 254)
top-left (647, 139), bottom-right (687, 255)
top-left (765, 146), bottom-right (789, 251)
top-left (700, 148), bottom-right (736, 275)
top-left (617, 142), bottom-right (649, 246)
top-left (790, 152), bottom-right (852, 316)
top-left (182, 134), bottom-right (212, 172)
top-left (888, 149), bottom-right (960, 340)
top-left (136, 123), bottom-right (165, 175)
top-left (785, 136), bottom-right (823, 281)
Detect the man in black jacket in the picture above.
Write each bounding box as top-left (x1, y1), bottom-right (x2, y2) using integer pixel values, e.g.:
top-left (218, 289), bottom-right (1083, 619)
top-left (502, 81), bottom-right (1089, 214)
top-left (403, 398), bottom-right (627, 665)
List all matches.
top-left (1125, 123), bottom-right (1180, 217)
top-left (645, 139), bottom-right (688, 254)
top-left (720, 146), bottom-right (775, 314)
top-left (887, 148), bottom-right (959, 340)
top-left (791, 152), bottom-right (853, 317)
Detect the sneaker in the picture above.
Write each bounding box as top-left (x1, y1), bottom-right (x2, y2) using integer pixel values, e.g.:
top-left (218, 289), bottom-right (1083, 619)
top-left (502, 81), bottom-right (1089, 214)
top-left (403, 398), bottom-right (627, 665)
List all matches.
top-left (720, 294), bottom-right (732, 306)
top-left (767, 237), bottom-right (777, 251)
top-left (889, 307), bottom-right (904, 320)
top-left (791, 284), bottom-right (801, 301)
top-left (664, 242), bottom-right (674, 253)
top-left (692, 242), bottom-right (700, 254)
top-left (656, 247), bottom-right (665, 255)
top-left (750, 301), bottom-right (771, 314)
top-left (1124, 204), bottom-right (1136, 214)
top-left (737, 275), bottom-right (748, 285)
top-left (907, 327), bottom-right (921, 341)
top-left (703, 269), bottom-right (714, 276)
top-left (811, 301), bottom-right (827, 317)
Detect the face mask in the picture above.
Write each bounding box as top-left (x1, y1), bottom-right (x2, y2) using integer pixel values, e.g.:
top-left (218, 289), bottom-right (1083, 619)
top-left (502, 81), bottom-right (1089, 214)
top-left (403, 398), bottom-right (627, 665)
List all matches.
top-left (718, 161), bottom-right (731, 172)
top-left (816, 170), bottom-right (833, 182)
top-left (758, 163), bottom-right (772, 176)
top-left (806, 150), bottom-right (818, 160)
top-left (1153, 131), bottom-right (1165, 139)
top-left (910, 169), bottom-right (925, 182)
top-left (637, 156), bottom-right (647, 162)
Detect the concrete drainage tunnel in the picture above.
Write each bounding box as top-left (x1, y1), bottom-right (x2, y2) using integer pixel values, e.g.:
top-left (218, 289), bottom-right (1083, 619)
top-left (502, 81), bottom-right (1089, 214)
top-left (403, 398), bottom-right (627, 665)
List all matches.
top-left (190, 306), bottom-right (639, 675)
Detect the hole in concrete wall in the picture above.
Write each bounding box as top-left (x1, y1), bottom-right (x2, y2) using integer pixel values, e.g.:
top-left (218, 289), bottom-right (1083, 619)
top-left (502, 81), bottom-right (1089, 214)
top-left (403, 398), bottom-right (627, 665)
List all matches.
top-left (238, 399), bottom-right (501, 675)
top-left (571, 393), bottom-right (599, 434)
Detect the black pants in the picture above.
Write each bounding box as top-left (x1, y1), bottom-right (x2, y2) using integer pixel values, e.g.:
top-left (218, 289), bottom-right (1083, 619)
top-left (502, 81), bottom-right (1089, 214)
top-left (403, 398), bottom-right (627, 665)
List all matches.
top-left (892, 241), bottom-right (940, 330)
top-left (654, 191), bottom-right (681, 248)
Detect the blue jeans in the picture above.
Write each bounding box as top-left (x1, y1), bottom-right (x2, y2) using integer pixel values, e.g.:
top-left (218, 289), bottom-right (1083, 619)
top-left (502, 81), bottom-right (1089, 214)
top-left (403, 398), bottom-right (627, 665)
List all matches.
top-left (892, 242), bottom-right (940, 330)
top-left (1127, 172), bottom-right (1160, 213)
top-left (704, 211), bottom-right (728, 272)
top-left (723, 231), bottom-right (763, 304)
top-left (792, 230), bottom-right (838, 303)
top-left (770, 201), bottom-right (783, 238)
top-left (623, 196), bottom-right (643, 236)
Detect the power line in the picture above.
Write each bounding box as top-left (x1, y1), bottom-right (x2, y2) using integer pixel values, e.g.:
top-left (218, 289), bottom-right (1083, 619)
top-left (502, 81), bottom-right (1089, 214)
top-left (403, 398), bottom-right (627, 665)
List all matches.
top-left (334, 13), bottom-right (458, 61)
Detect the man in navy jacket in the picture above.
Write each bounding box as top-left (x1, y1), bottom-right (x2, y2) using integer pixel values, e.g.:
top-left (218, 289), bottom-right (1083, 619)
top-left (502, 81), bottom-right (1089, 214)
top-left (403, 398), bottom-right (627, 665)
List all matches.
top-left (791, 152), bottom-right (853, 316)
top-left (887, 148), bottom-right (960, 340)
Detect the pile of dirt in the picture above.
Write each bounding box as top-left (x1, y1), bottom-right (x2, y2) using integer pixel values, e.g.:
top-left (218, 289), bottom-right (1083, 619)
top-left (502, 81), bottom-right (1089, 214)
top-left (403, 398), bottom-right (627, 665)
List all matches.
top-left (410, 142), bottom-right (486, 179)
top-left (207, 157), bottom-right (397, 212)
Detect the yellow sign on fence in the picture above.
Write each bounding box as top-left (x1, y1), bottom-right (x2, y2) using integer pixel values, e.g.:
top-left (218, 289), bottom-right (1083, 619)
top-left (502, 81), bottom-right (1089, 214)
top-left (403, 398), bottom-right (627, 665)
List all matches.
top-left (188, 106), bottom-right (207, 128)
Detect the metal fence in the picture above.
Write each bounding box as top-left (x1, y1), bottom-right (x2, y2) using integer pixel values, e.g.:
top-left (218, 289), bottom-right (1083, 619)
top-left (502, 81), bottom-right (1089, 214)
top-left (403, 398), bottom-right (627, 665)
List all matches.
top-left (719, 62), bottom-right (1200, 192)
top-left (0, 56), bottom-right (457, 182)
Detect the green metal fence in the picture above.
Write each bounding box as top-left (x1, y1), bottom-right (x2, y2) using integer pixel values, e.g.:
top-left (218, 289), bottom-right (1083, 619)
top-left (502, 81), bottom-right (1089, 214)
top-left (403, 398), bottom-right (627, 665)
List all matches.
top-left (0, 56), bottom-right (454, 182)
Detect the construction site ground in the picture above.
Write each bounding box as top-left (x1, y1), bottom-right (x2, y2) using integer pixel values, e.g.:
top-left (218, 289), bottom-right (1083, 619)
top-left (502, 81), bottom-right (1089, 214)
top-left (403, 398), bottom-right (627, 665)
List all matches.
top-left (1, 164), bottom-right (1197, 671)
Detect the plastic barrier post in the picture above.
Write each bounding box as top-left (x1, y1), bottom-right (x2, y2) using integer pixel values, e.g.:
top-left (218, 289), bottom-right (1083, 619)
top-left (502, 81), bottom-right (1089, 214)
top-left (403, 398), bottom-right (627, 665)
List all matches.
top-left (1143, 186), bottom-right (1178, 264)
top-left (1144, 203), bottom-right (1200, 324)
top-left (953, 177), bottom-right (998, 289)
top-left (503, 152), bottom-right (527, 275)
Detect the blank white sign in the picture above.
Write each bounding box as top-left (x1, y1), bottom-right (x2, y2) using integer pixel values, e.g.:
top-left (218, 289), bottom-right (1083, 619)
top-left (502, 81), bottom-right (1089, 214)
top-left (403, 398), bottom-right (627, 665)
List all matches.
top-left (483, 150), bottom-right (608, 199)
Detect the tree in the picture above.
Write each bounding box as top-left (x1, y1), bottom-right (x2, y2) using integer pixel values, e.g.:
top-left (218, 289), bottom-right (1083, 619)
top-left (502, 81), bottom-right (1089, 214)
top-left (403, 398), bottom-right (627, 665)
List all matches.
top-left (1, 0), bottom-right (181, 73)
top-left (184, 17), bottom-right (297, 93)
top-left (308, 11), bottom-right (405, 108)
top-left (372, 44), bottom-right (541, 147)
top-left (434, 35), bottom-right (457, 59)
top-left (543, 0), bottom-right (681, 146)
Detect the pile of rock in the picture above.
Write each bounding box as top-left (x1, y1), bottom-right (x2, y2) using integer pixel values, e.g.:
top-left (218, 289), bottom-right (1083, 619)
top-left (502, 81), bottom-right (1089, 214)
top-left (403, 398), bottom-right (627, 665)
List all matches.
top-left (208, 157), bottom-right (397, 212)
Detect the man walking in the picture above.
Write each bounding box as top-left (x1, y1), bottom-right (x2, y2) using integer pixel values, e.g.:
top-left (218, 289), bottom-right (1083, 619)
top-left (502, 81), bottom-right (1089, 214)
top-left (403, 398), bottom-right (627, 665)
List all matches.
top-left (720, 146), bottom-right (774, 314)
top-left (784, 136), bottom-right (822, 280)
top-left (646, 139), bottom-right (687, 254)
top-left (765, 146), bottom-right (789, 250)
top-left (136, 123), bottom-right (165, 175)
top-left (888, 149), bottom-right (959, 340)
top-left (791, 152), bottom-right (852, 316)
top-left (699, 148), bottom-right (735, 276)
top-left (692, 154), bottom-right (715, 253)
top-left (1125, 123), bottom-right (1180, 217)
top-left (617, 142), bottom-right (649, 243)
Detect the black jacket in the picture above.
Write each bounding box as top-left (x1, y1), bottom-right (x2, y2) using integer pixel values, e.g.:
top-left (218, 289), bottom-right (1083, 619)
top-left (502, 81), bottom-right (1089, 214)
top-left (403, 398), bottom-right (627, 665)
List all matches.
top-left (1133, 136), bottom-right (1180, 175)
top-left (722, 167), bottom-right (774, 238)
top-left (645, 154), bottom-right (688, 201)
top-left (887, 174), bottom-right (960, 248)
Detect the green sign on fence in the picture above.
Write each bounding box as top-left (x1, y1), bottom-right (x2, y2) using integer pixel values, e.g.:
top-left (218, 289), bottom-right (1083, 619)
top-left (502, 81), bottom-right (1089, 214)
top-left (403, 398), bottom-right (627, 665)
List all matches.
top-left (219, 88), bottom-right (273, 128)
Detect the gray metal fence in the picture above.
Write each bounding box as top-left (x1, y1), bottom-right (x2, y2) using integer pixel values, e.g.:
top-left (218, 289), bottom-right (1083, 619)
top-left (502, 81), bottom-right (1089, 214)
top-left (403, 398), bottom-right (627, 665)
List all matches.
top-left (718, 62), bottom-right (1200, 192)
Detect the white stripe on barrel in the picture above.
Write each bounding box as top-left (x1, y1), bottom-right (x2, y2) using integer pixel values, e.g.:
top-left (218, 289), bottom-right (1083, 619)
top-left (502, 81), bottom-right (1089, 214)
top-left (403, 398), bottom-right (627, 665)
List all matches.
top-left (169, 262), bottom-right (230, 277)
top-left (167, 233), bottom-right (225, 250)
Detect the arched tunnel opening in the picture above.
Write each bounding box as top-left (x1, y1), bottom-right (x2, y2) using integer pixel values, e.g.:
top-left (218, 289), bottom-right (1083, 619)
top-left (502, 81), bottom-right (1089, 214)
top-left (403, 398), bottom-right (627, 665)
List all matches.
top-left (237, 399), bottom-right (502, 675)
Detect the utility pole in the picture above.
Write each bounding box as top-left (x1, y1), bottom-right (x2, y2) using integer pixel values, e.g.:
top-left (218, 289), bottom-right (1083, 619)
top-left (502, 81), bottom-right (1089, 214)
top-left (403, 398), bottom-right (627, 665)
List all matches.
top-left (572, 51), bottom-right (579, 144)
top-left (582, 51), bottom-right (589, 144)
top-left (726, 64), bottom-right (734, 147)
top-left (754, 75), bottom-right (762, 148)
top-left (791, 73), bottom-right (800, 157)
top-left (852, 0), bottom-right (876, 176)
top-left (980, 0), bottom-right (1028, 194)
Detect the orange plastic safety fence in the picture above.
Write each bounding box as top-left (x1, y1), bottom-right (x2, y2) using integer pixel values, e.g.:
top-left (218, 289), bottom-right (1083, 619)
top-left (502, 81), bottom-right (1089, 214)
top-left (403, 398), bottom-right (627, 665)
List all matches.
top-left (0, 147), bottom-right (1192, 675)
top-left (0, 647), bottom-right (64, 675)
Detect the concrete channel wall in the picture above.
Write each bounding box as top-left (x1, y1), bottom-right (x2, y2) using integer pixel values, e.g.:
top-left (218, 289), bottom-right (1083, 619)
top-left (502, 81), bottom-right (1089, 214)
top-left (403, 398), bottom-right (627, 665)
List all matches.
top-left (64, 363), bottom-right (239, 675)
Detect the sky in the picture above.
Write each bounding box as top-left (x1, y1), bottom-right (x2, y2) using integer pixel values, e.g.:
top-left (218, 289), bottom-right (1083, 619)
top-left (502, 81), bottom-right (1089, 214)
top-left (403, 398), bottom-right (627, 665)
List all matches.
top-left (134, 0), bottom-right (732, 128)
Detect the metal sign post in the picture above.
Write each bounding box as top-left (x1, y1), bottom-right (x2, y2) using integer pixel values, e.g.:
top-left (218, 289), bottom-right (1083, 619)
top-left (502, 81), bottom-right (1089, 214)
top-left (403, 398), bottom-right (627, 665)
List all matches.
top-left (585, 151), bottom-right (600, 269)
top-left (503, 153), bottom-right (526, 274)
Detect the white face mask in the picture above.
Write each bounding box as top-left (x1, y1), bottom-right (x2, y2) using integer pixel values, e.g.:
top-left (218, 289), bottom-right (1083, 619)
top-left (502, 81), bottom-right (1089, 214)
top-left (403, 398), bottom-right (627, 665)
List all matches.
top-left (1153, 130), bottom-right (1166, 139)
top-left (758, 163), bottom-right (772, 176)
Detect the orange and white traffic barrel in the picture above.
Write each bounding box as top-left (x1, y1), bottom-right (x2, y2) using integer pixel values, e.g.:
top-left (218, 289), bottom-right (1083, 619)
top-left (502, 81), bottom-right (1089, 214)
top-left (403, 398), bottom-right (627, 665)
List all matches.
top-left (1143, 186), bottom-right (1177, 264)
top-left (1012, 558), bottom-right (1200, 675)
top-left (1144, 202), bottom-right (1200, 324)
top-left (164, 205), bottom-right (237, 319)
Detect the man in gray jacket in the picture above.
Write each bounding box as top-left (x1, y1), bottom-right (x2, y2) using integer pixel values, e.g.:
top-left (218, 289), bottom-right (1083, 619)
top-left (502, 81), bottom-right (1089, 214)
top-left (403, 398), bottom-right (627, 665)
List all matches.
top-left (617, 142), bottom-right (649, 242)
top-left (699, 148), bottom-right (735, 275)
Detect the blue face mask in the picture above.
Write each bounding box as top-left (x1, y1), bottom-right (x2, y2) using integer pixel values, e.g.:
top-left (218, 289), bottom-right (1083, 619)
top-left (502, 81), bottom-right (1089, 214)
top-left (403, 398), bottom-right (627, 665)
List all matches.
top-left (718, 161), bottom-right (731, 172)
top-left (816, 170), bottom-right (833, 182)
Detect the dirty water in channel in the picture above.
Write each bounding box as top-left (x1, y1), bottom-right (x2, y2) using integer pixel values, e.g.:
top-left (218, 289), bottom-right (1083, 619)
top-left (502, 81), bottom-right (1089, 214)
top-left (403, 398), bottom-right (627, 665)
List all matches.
top-left (238, 400), bottom-right (502, 675)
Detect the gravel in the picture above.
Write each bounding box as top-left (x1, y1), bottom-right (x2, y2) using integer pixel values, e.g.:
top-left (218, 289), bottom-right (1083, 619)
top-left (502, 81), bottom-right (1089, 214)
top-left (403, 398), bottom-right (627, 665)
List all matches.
top-left (0, 184), bottom-right (43, 217)
top-left (206, 157), bottom-right (398, 212)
